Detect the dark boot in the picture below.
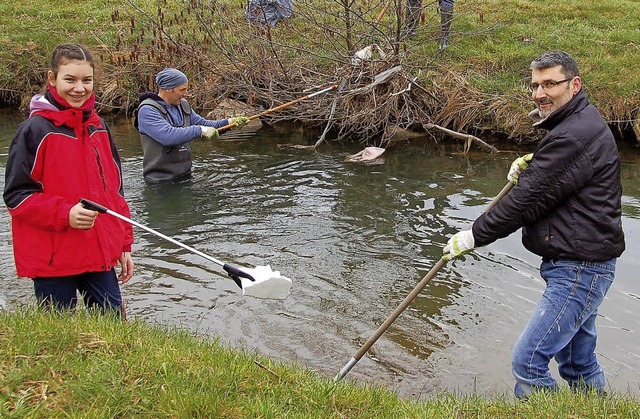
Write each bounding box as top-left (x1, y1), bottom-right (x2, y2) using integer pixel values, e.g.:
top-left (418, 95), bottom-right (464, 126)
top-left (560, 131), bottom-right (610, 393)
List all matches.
top-left (439, 6), bottom-right (453, 50)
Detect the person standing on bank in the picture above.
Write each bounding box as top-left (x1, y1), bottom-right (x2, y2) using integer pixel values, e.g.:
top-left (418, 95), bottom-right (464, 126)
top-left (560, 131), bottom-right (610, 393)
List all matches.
top-left (437, 0), bottom-right (454, 51)
top-left (404, 0), bottom-right (454, 51)
top-left (135, 67), bottom-right (249, 183)
top-left (3, 43), bottom-right (134, 315)
top-left (442, 50), bottom-right (625, 398)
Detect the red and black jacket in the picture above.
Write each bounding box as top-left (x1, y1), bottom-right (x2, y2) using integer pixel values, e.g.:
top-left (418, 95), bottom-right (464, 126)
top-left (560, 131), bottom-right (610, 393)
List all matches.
top-left (3, 91), bottom-right (134, 278)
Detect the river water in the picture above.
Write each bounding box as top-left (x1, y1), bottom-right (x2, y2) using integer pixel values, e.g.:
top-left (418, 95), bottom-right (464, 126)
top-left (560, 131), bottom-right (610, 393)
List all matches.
top-left (1, 111), bottom-right (639, 399)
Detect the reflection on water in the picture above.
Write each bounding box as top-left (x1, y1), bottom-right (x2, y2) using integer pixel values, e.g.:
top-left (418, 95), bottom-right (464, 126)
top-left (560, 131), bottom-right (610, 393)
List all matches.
top-left (1, 111), bottom-right (640, 398)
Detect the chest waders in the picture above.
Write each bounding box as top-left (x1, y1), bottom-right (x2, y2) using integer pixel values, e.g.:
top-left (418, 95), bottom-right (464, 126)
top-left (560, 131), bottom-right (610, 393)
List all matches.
top-left (138, 98), bottom-right (193, 183)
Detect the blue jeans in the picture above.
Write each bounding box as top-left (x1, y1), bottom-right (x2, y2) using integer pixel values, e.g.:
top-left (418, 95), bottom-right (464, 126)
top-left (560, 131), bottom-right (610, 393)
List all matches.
top-left (33, 269), bottom-right (124, 317)
top-left (511, 258), bottom-right (615, 398)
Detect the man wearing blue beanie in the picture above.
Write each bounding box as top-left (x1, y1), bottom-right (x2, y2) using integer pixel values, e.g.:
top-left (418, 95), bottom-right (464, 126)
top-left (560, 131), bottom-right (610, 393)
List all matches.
top-left (134, 67), bottom-right (249, 183)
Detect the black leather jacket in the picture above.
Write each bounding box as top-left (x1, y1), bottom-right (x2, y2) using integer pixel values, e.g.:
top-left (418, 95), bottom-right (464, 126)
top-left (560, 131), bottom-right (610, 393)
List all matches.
top-left (472, 89), bottom-right (625, 261)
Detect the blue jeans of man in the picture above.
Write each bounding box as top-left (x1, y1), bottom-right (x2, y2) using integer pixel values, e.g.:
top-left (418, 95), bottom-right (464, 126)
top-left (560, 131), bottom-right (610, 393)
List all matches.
top-left (511, 258), bottom-right (615, 398)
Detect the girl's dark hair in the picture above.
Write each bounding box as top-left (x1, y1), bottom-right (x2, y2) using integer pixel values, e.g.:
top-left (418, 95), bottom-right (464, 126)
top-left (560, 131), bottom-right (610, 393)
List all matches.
top-left (50, 44), bottom-right (95, 76)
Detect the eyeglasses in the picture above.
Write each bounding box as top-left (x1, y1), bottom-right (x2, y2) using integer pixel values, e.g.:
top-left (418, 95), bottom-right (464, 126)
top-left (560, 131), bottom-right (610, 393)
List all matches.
top-left (529, 78), bottom-right (573, 92)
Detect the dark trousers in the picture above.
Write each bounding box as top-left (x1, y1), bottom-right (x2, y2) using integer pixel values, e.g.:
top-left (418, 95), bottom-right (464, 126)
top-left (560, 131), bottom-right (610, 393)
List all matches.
top-left (33, 269), bottom-right (124, 316)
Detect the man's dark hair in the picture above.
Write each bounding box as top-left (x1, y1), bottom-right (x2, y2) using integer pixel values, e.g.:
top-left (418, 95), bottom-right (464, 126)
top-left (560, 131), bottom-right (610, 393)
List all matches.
top-left (530, 50), bottom-right (580, 78)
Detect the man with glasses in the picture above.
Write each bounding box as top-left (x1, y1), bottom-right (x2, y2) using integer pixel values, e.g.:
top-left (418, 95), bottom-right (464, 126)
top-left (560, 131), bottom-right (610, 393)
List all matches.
top-left (442, 50), bottom-right (625, 398)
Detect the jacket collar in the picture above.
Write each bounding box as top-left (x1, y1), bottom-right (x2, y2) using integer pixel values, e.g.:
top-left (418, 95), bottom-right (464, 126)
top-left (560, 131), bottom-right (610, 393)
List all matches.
top-left (30, 87), bottom-right (102, 136)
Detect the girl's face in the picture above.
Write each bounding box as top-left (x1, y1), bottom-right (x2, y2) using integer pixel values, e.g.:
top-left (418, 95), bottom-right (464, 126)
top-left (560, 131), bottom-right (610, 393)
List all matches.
top-left (48, 59), bottom-right (94, 108)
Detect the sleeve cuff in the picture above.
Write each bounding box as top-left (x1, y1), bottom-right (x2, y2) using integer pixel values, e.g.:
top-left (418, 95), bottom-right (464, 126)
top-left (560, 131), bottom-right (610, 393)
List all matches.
top-left (55, 201), bottom-right (74, 230)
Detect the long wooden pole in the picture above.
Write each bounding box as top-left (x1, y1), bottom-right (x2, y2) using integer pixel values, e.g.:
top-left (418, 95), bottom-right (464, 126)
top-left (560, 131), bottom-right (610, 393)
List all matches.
top-left (334, 182), bottom-right (514, 382)
top-left (218, 84), bottom-right (338, 132)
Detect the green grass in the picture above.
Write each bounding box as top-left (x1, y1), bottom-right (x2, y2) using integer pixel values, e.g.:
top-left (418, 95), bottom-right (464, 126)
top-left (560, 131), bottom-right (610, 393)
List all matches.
top-left (442, 0), bottom-right (640, 104)
top-left (2, 307), bottom-right (640, 417)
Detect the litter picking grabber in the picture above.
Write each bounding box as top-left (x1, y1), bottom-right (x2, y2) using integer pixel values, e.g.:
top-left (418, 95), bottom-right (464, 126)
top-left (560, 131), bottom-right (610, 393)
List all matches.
top-left (80, 199), bottom-right (292, 300)
top-left (334, 182), bottom-right (514, 382)
top-left (217, 84), bottom-right (338, 133)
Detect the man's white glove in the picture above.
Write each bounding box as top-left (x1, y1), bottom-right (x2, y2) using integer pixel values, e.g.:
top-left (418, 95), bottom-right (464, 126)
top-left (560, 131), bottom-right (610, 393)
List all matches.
top-left (200, 126), bottom-right (219, 140)
top-left (507, 153), bottom-right (533, 185)
top-left (442, 229), bottom-right (475, 261)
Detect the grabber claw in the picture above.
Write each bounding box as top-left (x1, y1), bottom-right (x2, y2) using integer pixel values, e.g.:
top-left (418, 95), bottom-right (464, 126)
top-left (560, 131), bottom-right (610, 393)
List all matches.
top-left (223, 263), bottom-right (255, 289)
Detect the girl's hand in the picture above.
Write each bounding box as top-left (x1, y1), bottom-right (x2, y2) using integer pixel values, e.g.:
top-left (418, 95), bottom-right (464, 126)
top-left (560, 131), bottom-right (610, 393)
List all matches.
top-left (69, 202), bottom-right (98, 229)
top-left (118, 252), bottom-right (134, 284)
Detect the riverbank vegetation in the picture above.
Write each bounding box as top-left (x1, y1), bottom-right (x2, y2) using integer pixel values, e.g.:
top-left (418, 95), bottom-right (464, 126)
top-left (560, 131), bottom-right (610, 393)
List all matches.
top-left (1, 0), bottom-right (639, 144)
top-left (2, 307), bottom-right (640, 417)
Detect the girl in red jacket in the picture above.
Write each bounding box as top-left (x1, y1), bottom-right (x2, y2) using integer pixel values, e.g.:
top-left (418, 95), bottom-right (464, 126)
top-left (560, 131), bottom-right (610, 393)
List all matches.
top-left (3, 44), bottom-right (134, 315)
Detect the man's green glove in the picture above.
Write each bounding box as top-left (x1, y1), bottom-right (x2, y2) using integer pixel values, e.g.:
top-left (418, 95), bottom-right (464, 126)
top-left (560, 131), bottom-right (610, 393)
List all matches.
top-left (200, 126), bottom-right (219, 140)
top-left (229, 116), bottom-right (250, 130)
top-left (442, 229), bottom-right (475, 261)
top-left (507, 153), bottom-right (533, 185)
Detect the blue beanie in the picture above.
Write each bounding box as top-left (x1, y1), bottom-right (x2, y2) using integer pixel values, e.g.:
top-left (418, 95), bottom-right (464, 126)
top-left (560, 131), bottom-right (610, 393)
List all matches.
top-left (155, 67), bottom-right (188, 89)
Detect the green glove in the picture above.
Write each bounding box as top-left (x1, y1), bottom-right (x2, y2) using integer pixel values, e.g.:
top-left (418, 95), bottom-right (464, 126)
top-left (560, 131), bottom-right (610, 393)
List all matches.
top-left (229, 116), bottom-right (250, 130)
top-left (442, 229), bottom-right (475, 261)
top-left (200, 126), bottom-right (219, 140)
top-left (507, 153), bottom-right (533, 185)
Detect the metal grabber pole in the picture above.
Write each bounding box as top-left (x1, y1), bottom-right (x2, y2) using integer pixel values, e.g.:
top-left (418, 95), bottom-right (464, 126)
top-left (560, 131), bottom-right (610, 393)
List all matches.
top-left (80, 199), bottom-right (293, 300)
